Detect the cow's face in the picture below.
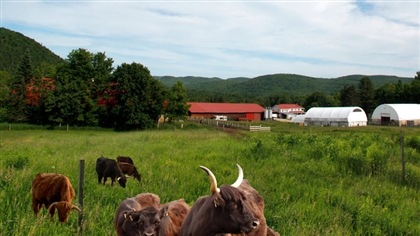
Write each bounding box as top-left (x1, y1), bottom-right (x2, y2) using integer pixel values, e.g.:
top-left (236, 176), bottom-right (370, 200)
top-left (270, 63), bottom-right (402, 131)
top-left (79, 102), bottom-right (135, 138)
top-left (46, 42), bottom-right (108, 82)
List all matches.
top-left (117, 176), bottom-right (127, 188)
top-left (213, 185), bottom-right (260, 234)
top-left (123, 207), bottom-right (160, 236)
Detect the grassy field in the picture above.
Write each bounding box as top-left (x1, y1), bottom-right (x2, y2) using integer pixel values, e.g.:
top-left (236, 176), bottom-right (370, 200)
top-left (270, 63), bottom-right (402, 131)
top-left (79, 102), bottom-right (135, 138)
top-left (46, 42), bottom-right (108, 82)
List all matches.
top-left (0, 121), bottom-right (419, 235)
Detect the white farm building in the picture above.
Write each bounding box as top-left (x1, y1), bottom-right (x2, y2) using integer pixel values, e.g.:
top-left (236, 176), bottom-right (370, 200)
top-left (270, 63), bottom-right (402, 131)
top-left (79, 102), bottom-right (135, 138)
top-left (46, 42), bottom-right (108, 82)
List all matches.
top-left (371, 104), bottom-right (420, 126)
top-left (304, 107), bottom-right (367, 127)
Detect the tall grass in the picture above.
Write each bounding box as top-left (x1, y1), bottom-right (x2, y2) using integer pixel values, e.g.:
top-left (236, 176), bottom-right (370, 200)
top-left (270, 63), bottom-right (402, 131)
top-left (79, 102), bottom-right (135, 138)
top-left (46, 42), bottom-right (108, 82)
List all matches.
top-left (0, 123), bottom-right (419, 235)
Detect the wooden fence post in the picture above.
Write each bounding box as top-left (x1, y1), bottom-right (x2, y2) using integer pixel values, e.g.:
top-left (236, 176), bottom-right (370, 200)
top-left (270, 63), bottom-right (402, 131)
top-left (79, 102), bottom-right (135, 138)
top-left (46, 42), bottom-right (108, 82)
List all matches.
top-left (400, 131), bottom-right (406, 182)
top-left (78, 159), bottom-right (85, 233)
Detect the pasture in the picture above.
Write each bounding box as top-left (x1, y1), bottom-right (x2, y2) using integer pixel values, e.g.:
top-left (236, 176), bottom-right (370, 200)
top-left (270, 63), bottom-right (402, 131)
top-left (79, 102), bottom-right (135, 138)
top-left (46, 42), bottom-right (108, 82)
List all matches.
top-left (0, 122), bottom-right (419, 235)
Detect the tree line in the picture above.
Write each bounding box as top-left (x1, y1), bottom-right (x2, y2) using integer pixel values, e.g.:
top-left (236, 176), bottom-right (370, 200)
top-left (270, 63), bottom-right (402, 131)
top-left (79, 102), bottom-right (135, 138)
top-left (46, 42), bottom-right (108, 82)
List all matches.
top-left (0, 48), bottom-right (189, 130)
top-left (1, 46), bottom-right (419, 129)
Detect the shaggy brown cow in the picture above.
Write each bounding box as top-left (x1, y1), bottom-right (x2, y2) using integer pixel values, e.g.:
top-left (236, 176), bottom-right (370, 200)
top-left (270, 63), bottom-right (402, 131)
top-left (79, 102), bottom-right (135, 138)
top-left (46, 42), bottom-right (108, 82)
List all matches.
top-left (159, 199), bottom-right (190, 236)
top-left (118, 162), bottom-right (142, 182)
top-left (180, 164), bottom-right (260, 236)
top-left (115, 193), bottom-right (161, 236)
top-left (31, 173), bottom-right (81, 222)
top-left (96, 157), bottom-right (127, 188)
top-left (117, 156), bottom-right (135, 165)
top-left (215, 179), bottom-right (281, 236)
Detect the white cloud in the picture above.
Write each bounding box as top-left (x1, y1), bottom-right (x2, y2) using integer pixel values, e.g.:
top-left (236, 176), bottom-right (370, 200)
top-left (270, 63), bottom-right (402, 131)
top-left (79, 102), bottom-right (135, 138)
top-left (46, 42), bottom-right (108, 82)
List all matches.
top-left (2, 0), bottom-right (419, 78)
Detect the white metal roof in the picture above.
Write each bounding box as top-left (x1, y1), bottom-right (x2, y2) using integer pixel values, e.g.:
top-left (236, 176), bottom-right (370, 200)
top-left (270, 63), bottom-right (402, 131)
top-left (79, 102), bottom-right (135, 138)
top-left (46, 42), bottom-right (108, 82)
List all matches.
top-left (291, 114), bottom-right (306, 123)
top-left (372, 104), bottom-right (420, 120)
top-left (305, 107), bottom-right (367, 122)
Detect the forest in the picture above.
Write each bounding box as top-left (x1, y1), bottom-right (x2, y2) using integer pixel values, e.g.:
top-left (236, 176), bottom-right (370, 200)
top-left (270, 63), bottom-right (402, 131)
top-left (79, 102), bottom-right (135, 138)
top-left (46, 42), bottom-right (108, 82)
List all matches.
top-left (1, 27), bottom-right (419, 130)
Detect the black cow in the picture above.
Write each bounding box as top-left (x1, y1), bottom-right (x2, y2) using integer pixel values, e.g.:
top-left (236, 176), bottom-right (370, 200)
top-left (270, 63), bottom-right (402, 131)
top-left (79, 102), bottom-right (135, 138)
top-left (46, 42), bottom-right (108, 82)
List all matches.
top-left (180, 164), bottom-right (260, 236)
top-left (96, 157), bottom-right (127, 188)
top-left (114, 198), bottom-right (161, 236)
top-left (115, 193), bottom-right (162, 236)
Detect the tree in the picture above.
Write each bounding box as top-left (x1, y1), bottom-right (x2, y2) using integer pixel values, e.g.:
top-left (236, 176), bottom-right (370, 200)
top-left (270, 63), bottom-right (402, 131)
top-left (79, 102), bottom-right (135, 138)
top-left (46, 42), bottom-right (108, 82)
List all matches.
top-left (8, 49), bottom-right (33, 122)
top-left (111, 62), bottom-right (166, 130)
top-left (164, 81), bottom-right (189, 121)
top-left (303, 92), bottom-right (338, 110)
top-left (0, 71), bottom-right (12, 121)
top-left (44, 48), bottom-right (111, 127)
top-left (339, 85), bottom-right (359, 106)
top-left (358, 76), bottom-right (376, 115)
top-left (406, 75), bottom-right (420, 102)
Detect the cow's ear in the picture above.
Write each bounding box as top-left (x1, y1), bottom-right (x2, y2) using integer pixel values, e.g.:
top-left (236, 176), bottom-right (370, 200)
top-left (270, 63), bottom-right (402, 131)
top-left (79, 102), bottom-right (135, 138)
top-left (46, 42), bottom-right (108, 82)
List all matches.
top-left (159, 205), bottom-right (169, 218)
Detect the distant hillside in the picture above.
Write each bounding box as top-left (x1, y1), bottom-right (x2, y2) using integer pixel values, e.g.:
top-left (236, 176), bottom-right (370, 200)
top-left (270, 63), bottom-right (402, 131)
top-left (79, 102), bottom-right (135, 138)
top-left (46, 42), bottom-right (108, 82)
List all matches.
top-left (0, 27), bottom-right (64, 75)
top-left (2, 27), bottom-right (413, 98)
top-left (156, 74), bottom-right (413, 97)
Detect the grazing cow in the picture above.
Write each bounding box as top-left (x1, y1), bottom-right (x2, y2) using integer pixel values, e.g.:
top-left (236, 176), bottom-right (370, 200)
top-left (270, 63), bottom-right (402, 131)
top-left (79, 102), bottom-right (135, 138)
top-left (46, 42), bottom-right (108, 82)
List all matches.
top-left (159, 199), bottom-right (190, 236)
top-left (180, 164), bottom-right (260, 236)
top-left (115, 193), bottom-right (161, 236)
top-left (118, 162), bottom-right (142, 182)
top-left (96, 157), bottom-right (127, 188)
top-left (117, 156), bottom-right (135, 165)
top-left (31, 173), bottom-right (81, 222)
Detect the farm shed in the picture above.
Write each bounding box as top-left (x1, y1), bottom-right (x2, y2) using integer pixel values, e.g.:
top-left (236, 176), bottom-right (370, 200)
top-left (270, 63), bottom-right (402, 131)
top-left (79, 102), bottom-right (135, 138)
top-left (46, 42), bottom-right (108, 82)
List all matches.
top-left (304, 107), bottom-right (367, 127)
top-left (188, 102), bottom-right (265, 121)
top-left (371, 104), bottom-right (420, 126)
top-left (271, 104), bottom-right (305, 119)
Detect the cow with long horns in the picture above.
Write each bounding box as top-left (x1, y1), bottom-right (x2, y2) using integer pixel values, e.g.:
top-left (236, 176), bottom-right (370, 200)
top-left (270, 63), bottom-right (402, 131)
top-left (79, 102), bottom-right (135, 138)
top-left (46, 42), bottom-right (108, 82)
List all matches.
top-left (215, 179), bottom-right (281, 236)
top-left (31, 173), bottom-right (81, 222)
top-left (180, 164), bottom-right (260, 236)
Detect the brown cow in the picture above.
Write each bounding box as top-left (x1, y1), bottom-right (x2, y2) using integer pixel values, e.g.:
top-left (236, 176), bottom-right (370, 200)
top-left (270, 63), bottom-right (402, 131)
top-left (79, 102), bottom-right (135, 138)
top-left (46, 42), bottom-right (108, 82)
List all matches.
top-left (117, 156), bottom-right (135, 165)
top-left (159, 199), bottom-right (190, 236)
top-left (215, 179), bottom-right (281, 236)
top-left (118, 162), bottom-right (142, 182)
top-left (114, 193), bottom-right (161, 236)
top-left (31, 173), bottom-right (81, 222)
top-left (180, 164), bottom-right (260, 236)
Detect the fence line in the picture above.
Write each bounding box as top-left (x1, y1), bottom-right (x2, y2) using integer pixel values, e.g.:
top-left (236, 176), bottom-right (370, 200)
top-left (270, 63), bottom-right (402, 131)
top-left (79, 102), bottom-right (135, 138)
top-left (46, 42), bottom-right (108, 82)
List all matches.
top-left (189, 117), bottom-right (270, 132)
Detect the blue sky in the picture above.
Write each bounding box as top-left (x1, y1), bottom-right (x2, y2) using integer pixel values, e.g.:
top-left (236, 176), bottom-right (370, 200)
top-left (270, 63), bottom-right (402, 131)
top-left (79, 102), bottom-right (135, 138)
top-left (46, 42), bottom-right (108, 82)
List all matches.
top-left (1, 0), bottom-right (419, 79)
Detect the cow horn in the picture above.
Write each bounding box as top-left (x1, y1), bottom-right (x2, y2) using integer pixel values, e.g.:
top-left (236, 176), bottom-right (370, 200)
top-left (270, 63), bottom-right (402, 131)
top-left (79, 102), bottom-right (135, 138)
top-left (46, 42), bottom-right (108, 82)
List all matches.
top-left (72, 205), bottom-right (82, 213)
top-left (47, 202), bottom-right (58, 212)
top-left (231, 164), bottom-right (244, 188)
top-left (199, 166), bottom-right (220, 193)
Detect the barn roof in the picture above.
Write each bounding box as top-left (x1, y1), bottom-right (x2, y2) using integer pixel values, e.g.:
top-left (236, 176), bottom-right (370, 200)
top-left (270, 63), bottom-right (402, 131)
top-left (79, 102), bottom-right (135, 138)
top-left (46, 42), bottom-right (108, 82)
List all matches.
top-left (372, 104), bottom-right (420, 120)
top-left (275, 104), bottom-right (303, 109)
top-left (188, 102), bottom-right (265, 113)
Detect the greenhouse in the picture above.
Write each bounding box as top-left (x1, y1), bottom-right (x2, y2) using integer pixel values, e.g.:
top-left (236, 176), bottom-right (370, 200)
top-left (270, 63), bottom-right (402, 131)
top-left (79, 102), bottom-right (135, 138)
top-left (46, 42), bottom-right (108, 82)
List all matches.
top-left (304, 107), bottom-right (367, 127)
top-left (371, 104), bottom-right (420, 126)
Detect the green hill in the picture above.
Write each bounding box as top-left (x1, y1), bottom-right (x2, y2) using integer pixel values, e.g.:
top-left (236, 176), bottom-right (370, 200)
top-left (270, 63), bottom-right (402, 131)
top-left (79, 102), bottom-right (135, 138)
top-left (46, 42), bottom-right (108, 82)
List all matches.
top-left (156, 73), bottom-right (413, 97)
top-left (0, 27), bottom-right (64, 75)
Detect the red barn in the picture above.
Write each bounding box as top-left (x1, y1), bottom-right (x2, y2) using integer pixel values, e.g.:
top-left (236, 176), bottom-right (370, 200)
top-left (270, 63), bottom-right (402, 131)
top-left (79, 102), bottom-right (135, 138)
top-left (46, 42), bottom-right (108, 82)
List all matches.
top-left (188, 102), bottom-right (265, 121)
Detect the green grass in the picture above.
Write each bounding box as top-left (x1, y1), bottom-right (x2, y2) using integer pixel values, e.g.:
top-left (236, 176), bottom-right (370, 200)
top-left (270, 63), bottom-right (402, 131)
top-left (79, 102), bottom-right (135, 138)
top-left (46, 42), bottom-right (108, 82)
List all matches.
top-left (0, 122), bottom-right (419, 235)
